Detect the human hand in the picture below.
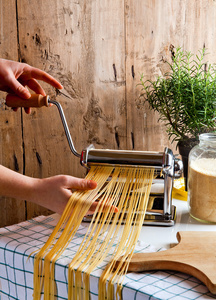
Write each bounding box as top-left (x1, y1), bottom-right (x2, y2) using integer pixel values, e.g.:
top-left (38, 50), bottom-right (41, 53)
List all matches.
top-left (0, 58), bottom-right (62, 113)
top-left (31, 175), bottom-right (97, 215)
top-left (32, 175), bottom-right (118, 215)
top-left (0, 165), bottom-right (118, 217)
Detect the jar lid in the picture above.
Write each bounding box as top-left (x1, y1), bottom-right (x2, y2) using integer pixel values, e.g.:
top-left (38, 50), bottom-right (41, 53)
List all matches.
top-left (199, 132), bottom-right (216, 141)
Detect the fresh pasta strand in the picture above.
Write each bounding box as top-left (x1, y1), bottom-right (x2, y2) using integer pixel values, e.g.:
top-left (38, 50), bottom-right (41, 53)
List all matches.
top-left (33, 166), bottom-right (113, 299)
top-left (68, 167), bottom-right (132, 299)
top-left (99, 168), bottom-right (154, 300)
top-left (33, 165), bottom-right (155, 300)
top-left (67, 167), bottom-right (154, 300)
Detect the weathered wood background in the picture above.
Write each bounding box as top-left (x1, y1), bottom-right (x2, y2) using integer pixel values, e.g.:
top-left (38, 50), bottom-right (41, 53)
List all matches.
top-left (0, 0), bottom-right (216, 226)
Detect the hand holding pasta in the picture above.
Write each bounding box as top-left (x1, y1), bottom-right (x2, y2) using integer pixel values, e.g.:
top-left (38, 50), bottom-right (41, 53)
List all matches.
top-left (28, 174), bottom-right (98, 215)
top-left (0, 165), bottom-right (99, 215)
top-left (33, 165), bottom-right (155, 299)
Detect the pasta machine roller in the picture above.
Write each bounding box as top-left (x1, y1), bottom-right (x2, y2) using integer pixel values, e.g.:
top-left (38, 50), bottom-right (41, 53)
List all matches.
top-left (6, 94), bottom-right (183, 226)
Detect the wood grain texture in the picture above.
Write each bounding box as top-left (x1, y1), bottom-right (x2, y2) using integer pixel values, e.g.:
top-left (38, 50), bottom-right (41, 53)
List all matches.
top-left (122, 231), bottom-right (216, 294)
top-left (16, 0), bottom-right (127, 219)
top-left (0, 0), bottom-right (216, 224)
top-left (0, 0), bottom-right (25, 226)
top-left (125, 0), bottom-right (216, 151)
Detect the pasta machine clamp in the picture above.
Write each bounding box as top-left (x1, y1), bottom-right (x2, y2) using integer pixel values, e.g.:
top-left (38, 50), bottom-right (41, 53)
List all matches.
top-left (6, 94), bottom-right (184, 226)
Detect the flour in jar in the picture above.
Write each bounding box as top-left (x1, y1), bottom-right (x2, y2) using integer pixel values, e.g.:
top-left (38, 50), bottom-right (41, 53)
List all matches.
top-left (188, 158), bottom-right (216, 223)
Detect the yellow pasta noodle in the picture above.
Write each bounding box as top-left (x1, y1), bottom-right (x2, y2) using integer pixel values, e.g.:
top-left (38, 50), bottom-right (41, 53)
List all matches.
top-left (33, 165), bottom-right (155, 300)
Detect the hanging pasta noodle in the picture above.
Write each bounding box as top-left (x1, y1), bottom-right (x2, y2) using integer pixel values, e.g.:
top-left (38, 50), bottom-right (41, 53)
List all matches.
top-left (33, 165), bottom-right (155, 300)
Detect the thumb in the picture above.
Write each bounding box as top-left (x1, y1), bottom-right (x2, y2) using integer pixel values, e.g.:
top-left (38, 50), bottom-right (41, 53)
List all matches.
top-left (6, 73), bottom-right (31, 99)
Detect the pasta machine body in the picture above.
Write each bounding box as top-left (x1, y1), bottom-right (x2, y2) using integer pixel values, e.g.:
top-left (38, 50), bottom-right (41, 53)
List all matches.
top-left (6, 94), bottom-right (183, 226)
top-left (81, 145), bottom-right (183, 226)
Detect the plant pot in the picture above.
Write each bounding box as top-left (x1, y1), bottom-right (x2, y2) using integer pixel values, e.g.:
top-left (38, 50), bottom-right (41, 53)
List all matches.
top-left (178, 139), bottom-right (198, 191)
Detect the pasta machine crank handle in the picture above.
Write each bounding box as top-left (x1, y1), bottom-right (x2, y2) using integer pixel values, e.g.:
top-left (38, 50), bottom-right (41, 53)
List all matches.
top-left (5, 93), bottom-right (81, 158)
top-left (5, 93), bottom-right (50, 107)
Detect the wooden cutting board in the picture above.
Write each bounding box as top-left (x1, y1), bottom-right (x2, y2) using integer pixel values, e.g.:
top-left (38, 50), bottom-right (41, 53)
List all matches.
top-left (118, 231), bottom-right (216, 294)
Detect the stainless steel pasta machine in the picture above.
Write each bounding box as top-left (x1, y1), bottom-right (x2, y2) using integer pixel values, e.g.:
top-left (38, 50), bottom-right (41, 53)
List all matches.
top-left (6, 94), bottom-right (183, 226)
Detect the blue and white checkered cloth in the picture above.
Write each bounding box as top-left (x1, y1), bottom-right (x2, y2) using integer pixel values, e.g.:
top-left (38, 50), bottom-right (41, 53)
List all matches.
top-left (0, 214), bottom-right (214, 300)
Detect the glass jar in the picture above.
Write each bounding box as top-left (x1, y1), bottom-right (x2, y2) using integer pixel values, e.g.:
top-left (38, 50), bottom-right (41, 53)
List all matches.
top-left (188, 133), bottom-right (216, 223)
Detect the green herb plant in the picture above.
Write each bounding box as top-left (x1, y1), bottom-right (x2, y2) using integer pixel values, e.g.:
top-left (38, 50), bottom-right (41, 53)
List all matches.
top-left (139, 48), bottom-right (216, 146)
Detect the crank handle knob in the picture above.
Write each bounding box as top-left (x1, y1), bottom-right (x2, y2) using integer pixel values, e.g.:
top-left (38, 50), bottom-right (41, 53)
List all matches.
top-left (5, 94), bottom-right (50, 108)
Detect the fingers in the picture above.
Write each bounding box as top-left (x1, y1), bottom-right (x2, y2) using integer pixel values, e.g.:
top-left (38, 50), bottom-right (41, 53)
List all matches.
top-left (2, 60), bottom-right (63, 99)
top-left (27, 67), bottom-right (63, 90)
top-left (87, 201), bottom-right (119, 215)
top-left (12, 106), bottom-right (31, 114)
top-left (24, 78), bottom-right (46, 96)
top-left (66, 177), bottom-right (118, 214)
top-left (24, 107), bottom-right (31, 114)
top-left (5, 73), bottom-right (31, 99)
top-left (68, 178), bottom-right (97, 190)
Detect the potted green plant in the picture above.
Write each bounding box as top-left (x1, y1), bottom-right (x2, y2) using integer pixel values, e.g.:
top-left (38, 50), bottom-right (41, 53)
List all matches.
top-left (139, 47), bottom-right (216, 188)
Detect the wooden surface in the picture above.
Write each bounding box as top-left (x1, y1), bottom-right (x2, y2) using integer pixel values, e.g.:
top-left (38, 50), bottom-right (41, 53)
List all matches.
top-left (1, 1), bottom-right (216, 225)
top-left (124, 231), bottom-right (216, 294)
top-left (0, 1), bottom-right (25, 225)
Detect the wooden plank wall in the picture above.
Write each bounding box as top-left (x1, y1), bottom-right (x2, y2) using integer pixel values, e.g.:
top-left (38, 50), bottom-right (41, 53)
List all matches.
top-left (0, 0), bottom-right (216, 226)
